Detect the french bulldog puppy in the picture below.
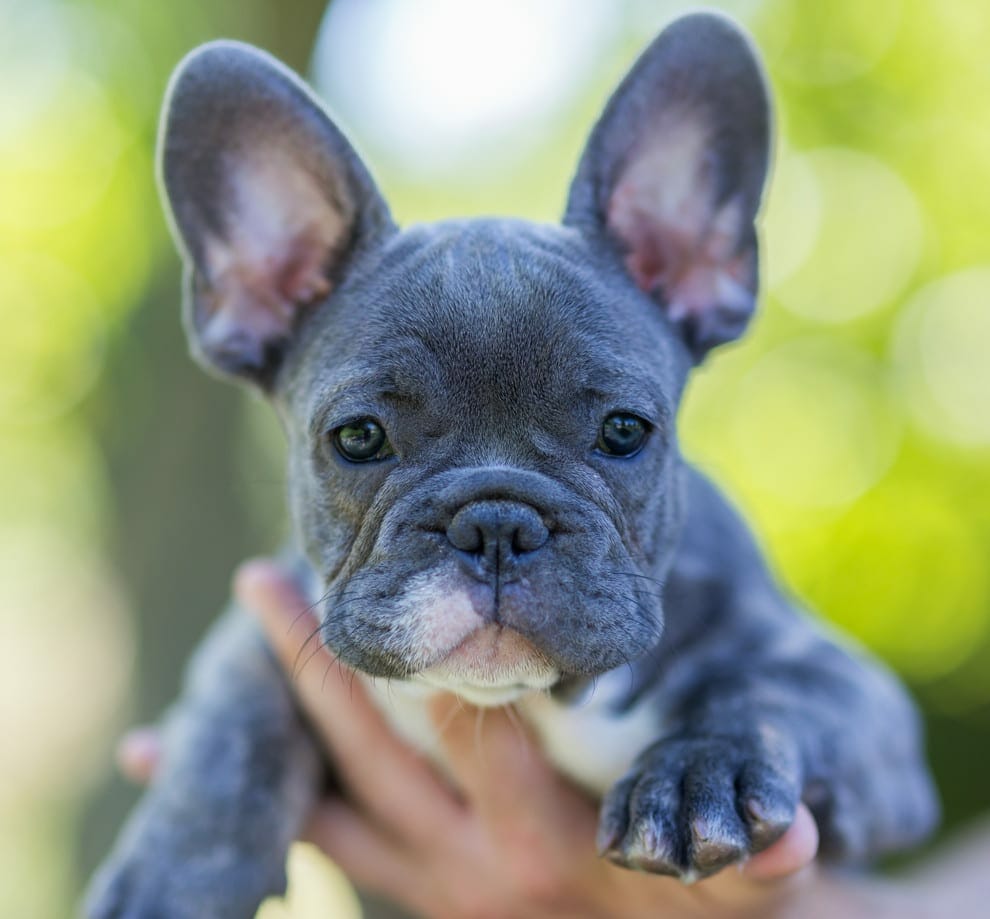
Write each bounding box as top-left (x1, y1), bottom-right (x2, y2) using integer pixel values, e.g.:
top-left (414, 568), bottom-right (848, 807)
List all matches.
top-left (87, 13), bottom-right (938, 918)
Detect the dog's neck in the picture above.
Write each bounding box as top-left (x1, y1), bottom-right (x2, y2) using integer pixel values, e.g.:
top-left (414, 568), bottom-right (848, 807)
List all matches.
top-left (360, 667), bottom-right (665, 795)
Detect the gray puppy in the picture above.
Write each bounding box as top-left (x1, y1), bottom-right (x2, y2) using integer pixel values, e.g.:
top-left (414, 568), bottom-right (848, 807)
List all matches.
top-left (87, 13), bottom-right (938, 918)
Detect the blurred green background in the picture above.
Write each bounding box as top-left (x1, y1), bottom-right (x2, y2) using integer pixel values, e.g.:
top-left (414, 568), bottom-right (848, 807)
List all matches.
top-left (2, 0), bottom-right (989, 915)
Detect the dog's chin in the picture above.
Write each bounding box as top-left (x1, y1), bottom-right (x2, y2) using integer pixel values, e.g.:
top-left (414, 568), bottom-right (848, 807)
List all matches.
top-left (412, 623), bottom-right (560, 706)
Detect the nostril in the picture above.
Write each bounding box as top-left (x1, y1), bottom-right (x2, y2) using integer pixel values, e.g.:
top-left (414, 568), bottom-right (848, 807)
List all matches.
top-left (513, 515), bottom-right (549, 554)
top-left (447, 513), bottom-right (484, 554)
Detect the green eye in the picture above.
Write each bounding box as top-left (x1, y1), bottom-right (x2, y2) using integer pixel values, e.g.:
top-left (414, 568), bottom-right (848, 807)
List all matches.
top-left (597, 413), bottom-right (649, 457)
top-left (333, 418), bottom-right (393, 462)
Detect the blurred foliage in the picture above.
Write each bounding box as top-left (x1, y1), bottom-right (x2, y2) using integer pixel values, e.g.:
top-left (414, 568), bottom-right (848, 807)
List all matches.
top-left (1, 0), bottom-right (988, 916)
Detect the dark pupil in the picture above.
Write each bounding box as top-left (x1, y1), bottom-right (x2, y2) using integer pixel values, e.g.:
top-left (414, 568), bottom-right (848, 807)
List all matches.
top-left (336, 420), bottom-right (386, 460)
top-left (601, 415), bottom-right (646, 455)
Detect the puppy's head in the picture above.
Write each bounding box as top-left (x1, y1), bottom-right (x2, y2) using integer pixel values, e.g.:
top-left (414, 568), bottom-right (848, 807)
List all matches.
top-left (158, 13), bottom-right (771, 702)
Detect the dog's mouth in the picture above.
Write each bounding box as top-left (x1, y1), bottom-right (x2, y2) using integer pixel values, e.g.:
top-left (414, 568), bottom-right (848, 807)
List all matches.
top-left (413, 622), bottom-right (560, 704)
top-left (326, 531), bottom-right (657, 695)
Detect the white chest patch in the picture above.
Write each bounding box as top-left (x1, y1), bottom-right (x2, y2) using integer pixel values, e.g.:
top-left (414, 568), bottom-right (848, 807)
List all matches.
top-left (362, 668), bottom-right (662, 796)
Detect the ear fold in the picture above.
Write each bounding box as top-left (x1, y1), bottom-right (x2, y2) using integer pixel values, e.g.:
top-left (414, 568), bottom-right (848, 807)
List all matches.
top-left (159, 41), bottom-right (394, 387)
top-left (564, 13), bottom-right (771, 361)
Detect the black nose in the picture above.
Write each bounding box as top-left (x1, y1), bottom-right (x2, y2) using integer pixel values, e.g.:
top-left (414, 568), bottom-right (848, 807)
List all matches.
top-left (447, 500), bottom-right (549, 577)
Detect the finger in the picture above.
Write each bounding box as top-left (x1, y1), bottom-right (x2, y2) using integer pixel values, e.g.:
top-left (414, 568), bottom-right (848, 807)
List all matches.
top-left (741, 802), bottom-right (819, 880)
top-left (115, 727), bottom-right (162, 785)
top-left (302, 798), bottom-right (433, 913)
top-left (233, 558), bottom-right (320, 675)
top-left (429, 697), bottom-right (597, 843)
top-left (689, 804), bottom-right (817, 913)
top-left (234, 559), bottom-right (464, 843)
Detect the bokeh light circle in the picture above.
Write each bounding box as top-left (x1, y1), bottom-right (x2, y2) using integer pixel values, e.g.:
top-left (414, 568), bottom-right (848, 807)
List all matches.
top-left (0, 57), bottom-right (127, 231)
top-left (771, 149), bottom-right (924, 324)
top-left (0, 533), bottom-right (134, 798)
top-left (793, 483), bottom-right (988, 681)
top-left (758, 0), bottom-right (903, 85)
top-left (893, 268), bottom-right (990, 448)
top-left (725, 339), bottom-right (902, 509)
top-left (0, 253), bottom-right (107, 424)
top-left (763, 147), bottom-right (823, 287)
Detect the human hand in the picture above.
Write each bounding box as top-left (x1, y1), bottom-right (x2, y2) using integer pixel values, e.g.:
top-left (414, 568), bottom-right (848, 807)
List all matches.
top-left (120, 558), bottom-right (821, 919)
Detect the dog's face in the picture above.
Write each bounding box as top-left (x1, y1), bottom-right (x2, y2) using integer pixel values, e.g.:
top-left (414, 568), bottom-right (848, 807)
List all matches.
top-left (278, 220), bottom-right (688, 696)
top-left (158, 14), bottom-right (770, 700)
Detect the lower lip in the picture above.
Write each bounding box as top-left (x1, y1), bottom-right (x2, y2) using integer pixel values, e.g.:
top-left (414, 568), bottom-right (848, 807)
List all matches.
top-left (446, 623), bottom-right (538, 664)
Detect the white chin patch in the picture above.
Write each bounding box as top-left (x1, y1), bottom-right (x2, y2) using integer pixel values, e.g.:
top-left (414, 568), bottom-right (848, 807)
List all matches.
top-left (396, 571), bottom-right (559, 703)
top-left (396, 573), bottom-right (484, 666)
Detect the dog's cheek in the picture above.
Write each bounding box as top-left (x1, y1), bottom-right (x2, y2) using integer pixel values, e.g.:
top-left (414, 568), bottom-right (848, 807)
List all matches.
top-left (607, 451), bottom-right (684, 574)
top-left (496, 565), bottom-right (658, 675)
top-left (283, 444), bottom-right (369, 577)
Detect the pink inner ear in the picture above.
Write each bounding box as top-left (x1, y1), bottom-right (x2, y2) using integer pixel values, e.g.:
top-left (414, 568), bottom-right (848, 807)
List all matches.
top-left (273, 227), bottom-right (334, 306)
top-left (196, 151), bottom-right (346, 361)
top-left (199, 227), bottom-right (333, 360)
top-left (606, 130), bottom-right (754, 323)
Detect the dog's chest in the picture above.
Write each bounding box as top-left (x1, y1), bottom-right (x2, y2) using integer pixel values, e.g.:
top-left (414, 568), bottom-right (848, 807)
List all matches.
top-left (362, 671), bottom-right (661, 794)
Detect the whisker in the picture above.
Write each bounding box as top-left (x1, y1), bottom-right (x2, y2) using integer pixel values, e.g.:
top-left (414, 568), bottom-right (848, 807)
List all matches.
top-left (616, 570), bottom-right (666, 589)
top-left (624, 659), bottom-right (636, 695)
top-left (433, 696), bottom-right (467, 740)
top-left (321, 657), bottom-right (335, 694)
top-left (291, 621), bottom-right (327, 681)
top-left (473, 706), bottom-right (487, 764)
top-left (335, 656), bottom-right (351, 698)
top-left (502, 702), bottom-right (529, 754)
top-left (286, 582), bottom-right (334, 632)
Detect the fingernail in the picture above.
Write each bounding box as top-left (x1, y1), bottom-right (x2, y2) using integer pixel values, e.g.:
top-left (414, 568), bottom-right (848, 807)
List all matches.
top-left (233, 558), bottom-right (276, 601)
top-left (117, 727), bottom-right (161, 781)
top-left (233, 559), bottom-right (308, 624)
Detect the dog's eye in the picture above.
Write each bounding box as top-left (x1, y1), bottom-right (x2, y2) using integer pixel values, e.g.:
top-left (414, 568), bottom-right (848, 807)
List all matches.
top-left (333, 418), bottom-right (393, 462)
top-left (597, 413), bottom-right (649, 457)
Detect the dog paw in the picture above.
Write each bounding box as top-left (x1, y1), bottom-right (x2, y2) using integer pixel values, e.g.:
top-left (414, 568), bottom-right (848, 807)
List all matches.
top-left (84, 847), bottom-right (286, 919)
top-left (597, 730), bottom-right (801, 880)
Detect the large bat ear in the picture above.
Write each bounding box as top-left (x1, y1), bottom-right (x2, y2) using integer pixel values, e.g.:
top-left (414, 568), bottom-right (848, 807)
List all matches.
top-left (564, 13), bottom-right (771, 361)
top-left (158, 41), bottom-right (394, 387)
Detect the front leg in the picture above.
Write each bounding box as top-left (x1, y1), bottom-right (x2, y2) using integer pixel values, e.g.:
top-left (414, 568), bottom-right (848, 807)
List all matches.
top-left (600, 618), bottom-right (939, 880)
top-left (85, 607), bottom-right (321, 919)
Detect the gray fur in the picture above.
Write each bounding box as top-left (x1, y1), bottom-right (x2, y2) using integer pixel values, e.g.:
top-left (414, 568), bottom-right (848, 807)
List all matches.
top-left (86, 608), bottom-right (321, 917)
top-left (88, 13), bottom-right (937, 918)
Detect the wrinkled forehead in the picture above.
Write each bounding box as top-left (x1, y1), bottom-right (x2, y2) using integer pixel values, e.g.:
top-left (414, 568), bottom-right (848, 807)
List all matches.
top-left (286, 219), bottom-right (685, 424)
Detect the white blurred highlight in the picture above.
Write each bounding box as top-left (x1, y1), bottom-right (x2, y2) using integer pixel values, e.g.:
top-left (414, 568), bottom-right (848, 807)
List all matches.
top-left (312, 0), bottom-right (618, 176)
